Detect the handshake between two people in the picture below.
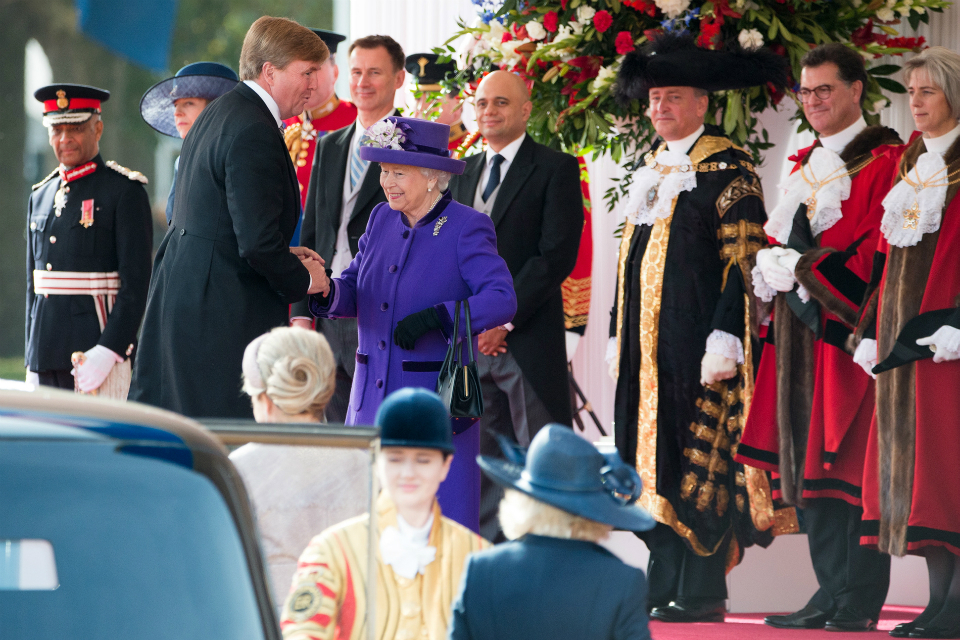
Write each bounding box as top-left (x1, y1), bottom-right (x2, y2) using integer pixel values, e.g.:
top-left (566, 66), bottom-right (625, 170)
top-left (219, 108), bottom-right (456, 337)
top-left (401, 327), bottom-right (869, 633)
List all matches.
top-left (291, 246), bottom-right (330, 297)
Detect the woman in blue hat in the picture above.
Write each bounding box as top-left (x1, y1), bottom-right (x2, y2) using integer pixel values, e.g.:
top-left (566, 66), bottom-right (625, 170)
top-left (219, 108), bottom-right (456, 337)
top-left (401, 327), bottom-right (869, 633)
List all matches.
top-left (306, 116), bottom-right (517, 533)
top-left (448, 425), bottom-right (655, 640)
top-left (140, 62), bottom-right (239, 225)
top-left (280, 388), bottom-right (488, 640)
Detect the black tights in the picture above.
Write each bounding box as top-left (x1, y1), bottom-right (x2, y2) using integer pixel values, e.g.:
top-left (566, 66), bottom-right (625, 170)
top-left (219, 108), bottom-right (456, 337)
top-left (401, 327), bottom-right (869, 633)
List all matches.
top-left (914, 547), bottom-right (960, 630)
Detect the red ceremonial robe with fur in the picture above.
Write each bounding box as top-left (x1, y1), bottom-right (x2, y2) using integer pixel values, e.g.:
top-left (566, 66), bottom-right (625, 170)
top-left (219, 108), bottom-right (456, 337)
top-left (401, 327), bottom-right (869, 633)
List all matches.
top-left (859, 132), bottom-right (960, 557)
top-left (737, 127), bottom-right (901, 507)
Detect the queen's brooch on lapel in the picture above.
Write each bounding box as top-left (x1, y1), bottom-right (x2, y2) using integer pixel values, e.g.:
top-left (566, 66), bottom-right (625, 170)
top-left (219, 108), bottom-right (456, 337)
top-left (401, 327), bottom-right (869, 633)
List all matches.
top-left (80, 199), bottom-right (95, 228)
top-left (433, 216), bottom-right (447, 236)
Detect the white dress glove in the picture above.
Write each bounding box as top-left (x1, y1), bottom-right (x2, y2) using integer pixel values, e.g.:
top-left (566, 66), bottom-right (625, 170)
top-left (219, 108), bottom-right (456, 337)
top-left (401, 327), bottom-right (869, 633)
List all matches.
top-left (916, 326), bottom-right (960, 363)
top-left (853, 338), bottom-right (878, 379)
top-left (605, 336), bottom-right (619, 382)
top-left (756, 247), bottom-right (796, 292)
top-left (25, 370), bottom-right (39, 388)
top-left (71, 345), bottom-right (122, 392)
top-left (701, 352), bottom-right (738, 386)
top-left (777, 248), bottom-right (803, 276)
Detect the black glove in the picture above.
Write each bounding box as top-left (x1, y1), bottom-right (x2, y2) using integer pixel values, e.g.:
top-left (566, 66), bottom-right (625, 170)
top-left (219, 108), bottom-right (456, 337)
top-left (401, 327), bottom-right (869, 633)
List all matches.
top-left (393, 307), bottom-right (442, 350)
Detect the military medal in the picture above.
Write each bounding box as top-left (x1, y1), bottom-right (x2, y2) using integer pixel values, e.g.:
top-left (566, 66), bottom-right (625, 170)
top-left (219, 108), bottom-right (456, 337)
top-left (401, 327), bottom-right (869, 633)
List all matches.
top-left (80, 199), bottom-right (94, 228)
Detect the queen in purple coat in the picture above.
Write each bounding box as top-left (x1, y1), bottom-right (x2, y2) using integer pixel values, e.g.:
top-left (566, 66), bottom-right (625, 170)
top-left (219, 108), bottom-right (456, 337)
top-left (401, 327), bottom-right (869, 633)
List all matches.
top-left (308, 117), bottom-right (516, 532)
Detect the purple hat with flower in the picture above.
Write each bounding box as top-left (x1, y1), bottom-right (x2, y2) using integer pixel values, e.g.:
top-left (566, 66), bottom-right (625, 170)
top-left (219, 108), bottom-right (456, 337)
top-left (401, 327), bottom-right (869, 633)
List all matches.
top-left (359, 116), bottom-right (466, 174)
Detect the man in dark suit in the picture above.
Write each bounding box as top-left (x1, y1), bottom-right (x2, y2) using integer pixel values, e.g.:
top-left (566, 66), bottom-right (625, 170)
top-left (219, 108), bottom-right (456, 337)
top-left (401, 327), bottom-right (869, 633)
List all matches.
top-left (449, 70), bottom-right (583, 541)
top-left (290, 35), bottom-right (406, 422)
top-left (130, 16), bottom-right (328, 418)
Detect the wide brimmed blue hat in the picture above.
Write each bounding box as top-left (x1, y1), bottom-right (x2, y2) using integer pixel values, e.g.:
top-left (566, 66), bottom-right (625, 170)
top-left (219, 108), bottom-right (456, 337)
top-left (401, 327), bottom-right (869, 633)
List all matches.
top-left (479, 425), bottom-right (655, 532)
top-left (359, 116), bottom-right (466, 174)
top-left (376, 388), bottom-right (455, 454)
top-left (140, 62), bottom-right (239, 137)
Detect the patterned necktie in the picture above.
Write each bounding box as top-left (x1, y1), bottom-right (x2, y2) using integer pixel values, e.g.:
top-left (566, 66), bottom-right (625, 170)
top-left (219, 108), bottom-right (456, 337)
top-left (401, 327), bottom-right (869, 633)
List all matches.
top-left (482, 153), bottom-right (505, 203)
top-left (350, 133), bottom-right (369, 190)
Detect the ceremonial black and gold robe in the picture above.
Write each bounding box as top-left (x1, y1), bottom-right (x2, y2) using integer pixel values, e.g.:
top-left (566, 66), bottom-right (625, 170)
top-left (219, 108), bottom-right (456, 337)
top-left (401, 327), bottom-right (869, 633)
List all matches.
top-left (611, 126), bottom-right (793, 562)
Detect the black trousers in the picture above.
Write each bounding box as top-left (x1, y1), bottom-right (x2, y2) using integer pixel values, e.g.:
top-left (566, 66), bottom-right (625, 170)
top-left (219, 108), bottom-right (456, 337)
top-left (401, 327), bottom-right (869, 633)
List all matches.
top-left (803, 497), bottom-right (891, 619)
top-left (317, 317), bottom-right (358, 424)
top-left (638, 522), bottom-right (729, 608)
top-left (38, 369), bottom-right (74, 390)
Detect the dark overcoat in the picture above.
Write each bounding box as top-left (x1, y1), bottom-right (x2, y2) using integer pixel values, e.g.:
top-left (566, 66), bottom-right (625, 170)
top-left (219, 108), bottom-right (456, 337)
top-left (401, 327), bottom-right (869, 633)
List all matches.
top-left (449, 136), bottom-right (583, 426)
top-left (25, 154), bottom-right (153, 371)
top-left (130, 83), bottom-right (309, 418)
top-left (448, 534), bottom-right (651, 640)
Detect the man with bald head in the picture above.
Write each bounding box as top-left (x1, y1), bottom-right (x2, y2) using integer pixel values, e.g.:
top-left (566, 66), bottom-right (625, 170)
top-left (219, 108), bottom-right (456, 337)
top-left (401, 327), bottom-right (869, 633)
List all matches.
top-left (450, 70), bottom-right (583, 541)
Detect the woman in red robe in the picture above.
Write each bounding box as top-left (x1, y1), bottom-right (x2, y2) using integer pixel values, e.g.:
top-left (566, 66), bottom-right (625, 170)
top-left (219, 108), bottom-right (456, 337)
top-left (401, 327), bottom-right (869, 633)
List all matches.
top-left (852, 47), bottom-right (960, 638)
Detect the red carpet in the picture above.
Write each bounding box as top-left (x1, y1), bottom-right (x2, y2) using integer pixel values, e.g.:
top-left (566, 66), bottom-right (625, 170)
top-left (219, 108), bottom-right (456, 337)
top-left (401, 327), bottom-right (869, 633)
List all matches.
top-left (649, 606), bottom-right (923, 639)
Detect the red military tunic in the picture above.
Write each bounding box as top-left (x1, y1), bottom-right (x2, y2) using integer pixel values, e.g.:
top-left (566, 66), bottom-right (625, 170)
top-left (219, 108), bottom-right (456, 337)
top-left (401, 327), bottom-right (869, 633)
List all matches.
top-left (284, 96), bottom-right (358, 208)
top-left (562, 157), bottom-right (593, 334)
top-left (448, 120), bottom-right (482, 159)
top-left (737, 126), bottom-right (900, 508)
top-left (860, 131), bottom-right (960, 557)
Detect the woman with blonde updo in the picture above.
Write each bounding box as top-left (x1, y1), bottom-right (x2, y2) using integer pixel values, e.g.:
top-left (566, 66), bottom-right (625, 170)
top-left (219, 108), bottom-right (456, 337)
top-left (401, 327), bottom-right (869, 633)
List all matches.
top-left (230, 327), bottom-right (370, 610)
top-left (242, 326), bottom-right (336, 422)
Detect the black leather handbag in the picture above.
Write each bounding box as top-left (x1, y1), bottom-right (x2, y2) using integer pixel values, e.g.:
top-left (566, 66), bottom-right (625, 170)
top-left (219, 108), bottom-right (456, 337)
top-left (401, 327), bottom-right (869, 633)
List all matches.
top-left (436, 300), bottom-right (483, 434)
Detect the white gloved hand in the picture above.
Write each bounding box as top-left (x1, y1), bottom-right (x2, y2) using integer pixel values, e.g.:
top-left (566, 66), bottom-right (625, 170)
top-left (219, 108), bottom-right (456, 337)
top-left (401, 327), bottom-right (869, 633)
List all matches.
top-left (853, 338), bottom-right (878, 379)
top-left (756, 247), bottom-right (796, 292)
top-left (25, 370), bottom-right (39, 388)
top-left (916, 326), bottom-right (960, 364)
top-left (70, 345), bottom-right (122, 392)
top-left (700, 352), bottom-right (738, 386)
top-left (605, 336), bottom-right (619, 383)
top-left (777, 248), bottom-right (803, 276)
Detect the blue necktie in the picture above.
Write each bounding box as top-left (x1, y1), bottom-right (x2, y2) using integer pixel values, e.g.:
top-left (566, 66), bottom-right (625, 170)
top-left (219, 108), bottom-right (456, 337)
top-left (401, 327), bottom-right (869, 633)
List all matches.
top-left (481, 154), bottom-right (505, 203)
top-left (350, 134), bottom-right (368, 190)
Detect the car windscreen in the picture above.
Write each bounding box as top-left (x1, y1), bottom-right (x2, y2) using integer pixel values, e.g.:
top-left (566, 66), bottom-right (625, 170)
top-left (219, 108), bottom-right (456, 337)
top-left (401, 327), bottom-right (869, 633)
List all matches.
top-left (0, 439), bottom-right (267, 640)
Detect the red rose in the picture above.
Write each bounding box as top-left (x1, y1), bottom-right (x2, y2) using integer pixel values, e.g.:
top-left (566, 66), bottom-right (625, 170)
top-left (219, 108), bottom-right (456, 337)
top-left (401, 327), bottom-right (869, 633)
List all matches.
top-left (615, 31), bottom-right (635, 54)
top-left (544, 10), bottom-right (559, 32)
top-left (593, 10), bottom-right (613, 33)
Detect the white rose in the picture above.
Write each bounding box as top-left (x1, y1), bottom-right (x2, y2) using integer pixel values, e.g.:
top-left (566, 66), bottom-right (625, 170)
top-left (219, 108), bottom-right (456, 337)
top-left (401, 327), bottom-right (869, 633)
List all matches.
top-left (484, 21), bottom-right (506, 44)
top-left (738, 28), bottom-right (764, 50)
top-left (876, 7), bottom-right (895, 20)
top-left (897, 6), bottom-right (910, 15)
top-left (655, 0), bottom-right (692, 19)
top-left (915, 6), bottom-right (926, 13)
top-left (526, 19), bottom-right (547, 41)
top-left (577, 5), bottom-right (597, 22)
top-left (591, 65), bottom-right (618, 92)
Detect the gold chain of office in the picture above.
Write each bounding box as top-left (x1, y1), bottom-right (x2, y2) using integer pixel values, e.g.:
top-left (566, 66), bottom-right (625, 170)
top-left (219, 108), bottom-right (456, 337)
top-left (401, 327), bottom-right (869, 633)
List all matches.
top-left (799, 155), bottom-right (876, 214)
top-left (897, 162), bottom-right (960, 229)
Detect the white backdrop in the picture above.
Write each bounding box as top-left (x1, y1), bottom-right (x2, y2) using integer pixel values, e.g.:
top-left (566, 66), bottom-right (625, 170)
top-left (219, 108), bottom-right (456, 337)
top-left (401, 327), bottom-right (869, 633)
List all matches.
top-left (344, 0), bottom-right (960, 609)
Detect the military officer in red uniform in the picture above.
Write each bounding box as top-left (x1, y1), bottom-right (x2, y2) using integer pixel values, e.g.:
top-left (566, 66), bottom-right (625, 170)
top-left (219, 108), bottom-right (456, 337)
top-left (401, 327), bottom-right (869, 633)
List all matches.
top-left (405, 52), bottom-right (481, 158)
top-left (284, 29), bottom-right (358, 210)
top-left (737, 44), bottom-right (901, 632)
top-left (26, 84), bottom-right (153, 397)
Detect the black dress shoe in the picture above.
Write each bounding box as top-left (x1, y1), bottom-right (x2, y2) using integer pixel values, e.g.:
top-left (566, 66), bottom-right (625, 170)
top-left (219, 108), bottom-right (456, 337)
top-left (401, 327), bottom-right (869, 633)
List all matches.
top-left (765, 604), bottom-right (833, 629)
top-left (908, 625), bottom-right (960, 639)
top-left (825, 606), bottom-right (877, 632)
top-left (650, 600), bottom-right (726, 623)
top-left (891, 622), bottom-right (919, 638)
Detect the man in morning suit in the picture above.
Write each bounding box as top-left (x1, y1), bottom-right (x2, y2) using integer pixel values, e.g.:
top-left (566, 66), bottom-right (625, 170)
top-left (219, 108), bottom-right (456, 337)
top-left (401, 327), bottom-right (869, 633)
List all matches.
top-left (290, 35), bottom-right (406, 423)
top-left (449, 70), bottom-right (583, 541)
top-left (130, 16), bottom-right (328, 418)
top-left (26, 84), bottom-right (152, 396)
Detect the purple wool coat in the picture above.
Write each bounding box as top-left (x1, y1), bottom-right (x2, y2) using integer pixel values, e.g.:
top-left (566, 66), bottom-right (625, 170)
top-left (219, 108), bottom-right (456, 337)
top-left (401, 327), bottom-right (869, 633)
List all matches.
top-left (309, 192), bottom-right (517, 530)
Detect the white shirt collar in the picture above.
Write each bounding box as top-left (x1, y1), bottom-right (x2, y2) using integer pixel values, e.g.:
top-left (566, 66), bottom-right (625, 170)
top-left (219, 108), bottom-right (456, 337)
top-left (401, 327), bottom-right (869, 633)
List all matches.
top-left (487, 133), bottom-right (526, 166)
top-left (819, 116), bottom-right (867, 154)
top-left (396, 512), bottom-right (434, 547)
top-left (665, 125), bottom-right (705, 155)
top-left (242, 80), bottom-right (282, 127)
top-left (923, 122), bottom-right (960, 154)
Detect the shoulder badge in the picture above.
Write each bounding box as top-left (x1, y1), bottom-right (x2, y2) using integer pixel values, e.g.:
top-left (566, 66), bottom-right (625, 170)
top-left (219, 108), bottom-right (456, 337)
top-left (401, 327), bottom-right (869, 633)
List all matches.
top-left (32, 168), bottom-right (59, 191)
top-left (105, 160), bottom-right (148, 184)
top-left (286, 583), bottom-right (324, 622)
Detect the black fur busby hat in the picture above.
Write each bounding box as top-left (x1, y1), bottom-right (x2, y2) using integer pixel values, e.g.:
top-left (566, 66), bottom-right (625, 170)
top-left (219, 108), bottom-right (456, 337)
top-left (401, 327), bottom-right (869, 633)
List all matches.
top-left (614, 32), bottom-right (789, 103)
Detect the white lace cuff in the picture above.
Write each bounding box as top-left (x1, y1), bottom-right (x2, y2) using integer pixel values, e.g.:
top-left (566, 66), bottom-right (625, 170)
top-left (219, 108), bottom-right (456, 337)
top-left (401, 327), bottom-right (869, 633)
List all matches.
top-left (605, 336), bottom-right (618, 364)
top-left (705, 330), bottom-right (745, 364)
top-left (751, 264), bottom-right (777, 303)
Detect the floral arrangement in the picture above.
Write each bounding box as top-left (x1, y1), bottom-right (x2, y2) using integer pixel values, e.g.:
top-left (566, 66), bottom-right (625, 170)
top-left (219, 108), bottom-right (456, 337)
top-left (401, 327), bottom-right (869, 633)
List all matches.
top-left (361, 118), bottom-right (413, 150)
top-left (437, 0), bottom-right (950, 179)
